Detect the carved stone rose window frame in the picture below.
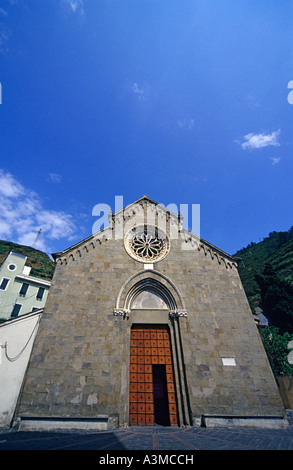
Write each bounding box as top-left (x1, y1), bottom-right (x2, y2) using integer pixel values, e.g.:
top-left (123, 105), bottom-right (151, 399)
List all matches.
top-left (124, 225), bottom-right (170, 263)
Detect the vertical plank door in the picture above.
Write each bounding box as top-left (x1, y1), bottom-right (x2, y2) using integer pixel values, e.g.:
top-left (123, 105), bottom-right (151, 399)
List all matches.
top-left (129, 324), bottom-right (178, 426)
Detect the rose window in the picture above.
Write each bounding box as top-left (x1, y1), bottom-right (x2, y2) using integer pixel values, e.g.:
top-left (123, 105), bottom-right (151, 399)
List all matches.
top-left (125, 226), bottom-right (170, 263)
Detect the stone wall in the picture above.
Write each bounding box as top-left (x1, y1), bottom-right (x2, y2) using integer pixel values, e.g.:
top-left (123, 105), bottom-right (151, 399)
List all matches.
top-left (0, 310), bottom-right (42, 427)
top-left (276, 376), bottom-right (293, 409)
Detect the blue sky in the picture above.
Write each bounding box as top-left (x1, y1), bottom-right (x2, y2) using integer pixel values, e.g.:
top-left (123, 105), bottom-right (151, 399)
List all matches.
top-left (0, 0), bottom-right (293, 256)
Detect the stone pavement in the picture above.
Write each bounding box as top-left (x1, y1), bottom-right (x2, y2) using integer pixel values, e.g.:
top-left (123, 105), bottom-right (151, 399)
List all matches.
top-left (0, 412), bottom-right (293, 451)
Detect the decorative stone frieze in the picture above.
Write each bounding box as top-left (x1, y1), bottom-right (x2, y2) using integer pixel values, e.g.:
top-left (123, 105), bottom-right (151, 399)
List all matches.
top-left (169, 310), bottom-right (188, 318)
top-left (113, 308), bottom-right (130, 318)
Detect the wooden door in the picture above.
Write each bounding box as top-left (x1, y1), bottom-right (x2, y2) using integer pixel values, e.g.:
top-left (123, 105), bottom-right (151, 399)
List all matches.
top-left (129, 324), bottom-right (178, 426)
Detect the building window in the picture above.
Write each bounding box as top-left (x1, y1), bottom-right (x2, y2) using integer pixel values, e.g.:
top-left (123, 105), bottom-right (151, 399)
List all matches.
top-left (124, 225), bottom-right (170, 263)
top-left (19, 282), bottom-right (29, 297)
top-left (36, 287), bottom-right (45, 301)
top-left (11, 303), bottom-right (22, 318)
top-left (0, 278), bottom-right (10, 291)
top-left (8, 264), bottom-right (16, 271)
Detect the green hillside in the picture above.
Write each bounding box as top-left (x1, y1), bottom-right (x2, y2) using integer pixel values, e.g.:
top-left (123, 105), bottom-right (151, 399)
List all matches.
top-left (234, 227), bottom-right (293, 311)
top-left (0, 240), bottom-right (55, 281)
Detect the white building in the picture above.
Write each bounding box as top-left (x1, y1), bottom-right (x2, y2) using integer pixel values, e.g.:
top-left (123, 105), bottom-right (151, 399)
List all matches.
top-left (0, 309), bottom-right (43, 427)
top-left (0, 252), bottom-right (51, 321)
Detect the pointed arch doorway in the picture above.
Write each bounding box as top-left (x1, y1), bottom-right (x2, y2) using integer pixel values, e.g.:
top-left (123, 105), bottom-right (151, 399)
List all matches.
top-left (115, 270), bottom-right (190, 427)
top-left (128, 285), bottom-right (178, 426)
top-left (129, 324), bottom-right (178, 426)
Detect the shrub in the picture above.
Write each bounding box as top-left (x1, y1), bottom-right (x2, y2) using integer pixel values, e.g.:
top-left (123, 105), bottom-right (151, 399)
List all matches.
top-left (260, 326), bottom-right (293, 376)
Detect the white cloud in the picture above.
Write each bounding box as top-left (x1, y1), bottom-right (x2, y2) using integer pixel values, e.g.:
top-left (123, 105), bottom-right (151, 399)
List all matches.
top-left (240, 130), bottom-right (281, 150)
top-left (0, 8), bottom-right (8, 17)
top-left (178, 118), bottom-right (194, 130)
top-left (47, 173), bottom-right (62, 184)
top-left (0, 220), bottom-right (11, 238)
top-left (0, 4), bottom-right (11, 55)
top-left (0, 169), bottom-right (24, 197)
top-left (0, 28), bottom-right (10, 54)
top-left (132, 82), bottom-right (150, 100)
top-left (0, 169), bottom-right (77, 253)
top-left (133, 83), bottom-right (144, 95)
top-left (63, 0), bottom-right (84, 15)
top-left (271, 157), bottom-right (281, 166)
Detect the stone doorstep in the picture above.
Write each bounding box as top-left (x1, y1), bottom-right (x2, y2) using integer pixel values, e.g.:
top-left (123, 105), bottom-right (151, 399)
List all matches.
top-left (15, 415), bottom-right (109, 432)
top-left (14, 413), bottom-right (290, 431)
top-left (201, 414), bottom-right (289, 429)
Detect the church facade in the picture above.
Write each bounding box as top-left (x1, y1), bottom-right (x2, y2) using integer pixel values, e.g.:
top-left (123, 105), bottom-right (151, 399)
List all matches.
top-left (15, 196), bottom-right (287, 430)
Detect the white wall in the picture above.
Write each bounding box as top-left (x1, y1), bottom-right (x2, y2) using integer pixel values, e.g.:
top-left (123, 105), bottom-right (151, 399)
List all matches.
top-left (0, 310), bottom-right (42, 427)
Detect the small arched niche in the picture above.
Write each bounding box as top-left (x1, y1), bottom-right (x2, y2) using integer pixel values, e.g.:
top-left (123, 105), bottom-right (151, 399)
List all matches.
top-left (131, 288), bottom-right (169, 310)
top-left (125, 278), bottom-right (177, 313)
top-left (114, 269), bottom-right (186, 320)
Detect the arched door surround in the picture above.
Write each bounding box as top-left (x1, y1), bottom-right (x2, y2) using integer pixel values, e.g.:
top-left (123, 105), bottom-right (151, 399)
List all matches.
top-left (114, 270), bottom-right (191, 427)
top-left (114, 270), bottom-right (187, 318)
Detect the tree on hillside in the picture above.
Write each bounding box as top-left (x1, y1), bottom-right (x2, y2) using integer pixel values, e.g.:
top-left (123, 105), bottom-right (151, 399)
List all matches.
top-left (260, 326), bottom-right (293, 376)
top-left (255, 264), bottom-right (293, 333)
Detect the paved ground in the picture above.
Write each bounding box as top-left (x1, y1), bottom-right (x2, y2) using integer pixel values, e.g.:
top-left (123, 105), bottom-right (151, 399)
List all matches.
top-left (0, 412), bottom-right (293, 451)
